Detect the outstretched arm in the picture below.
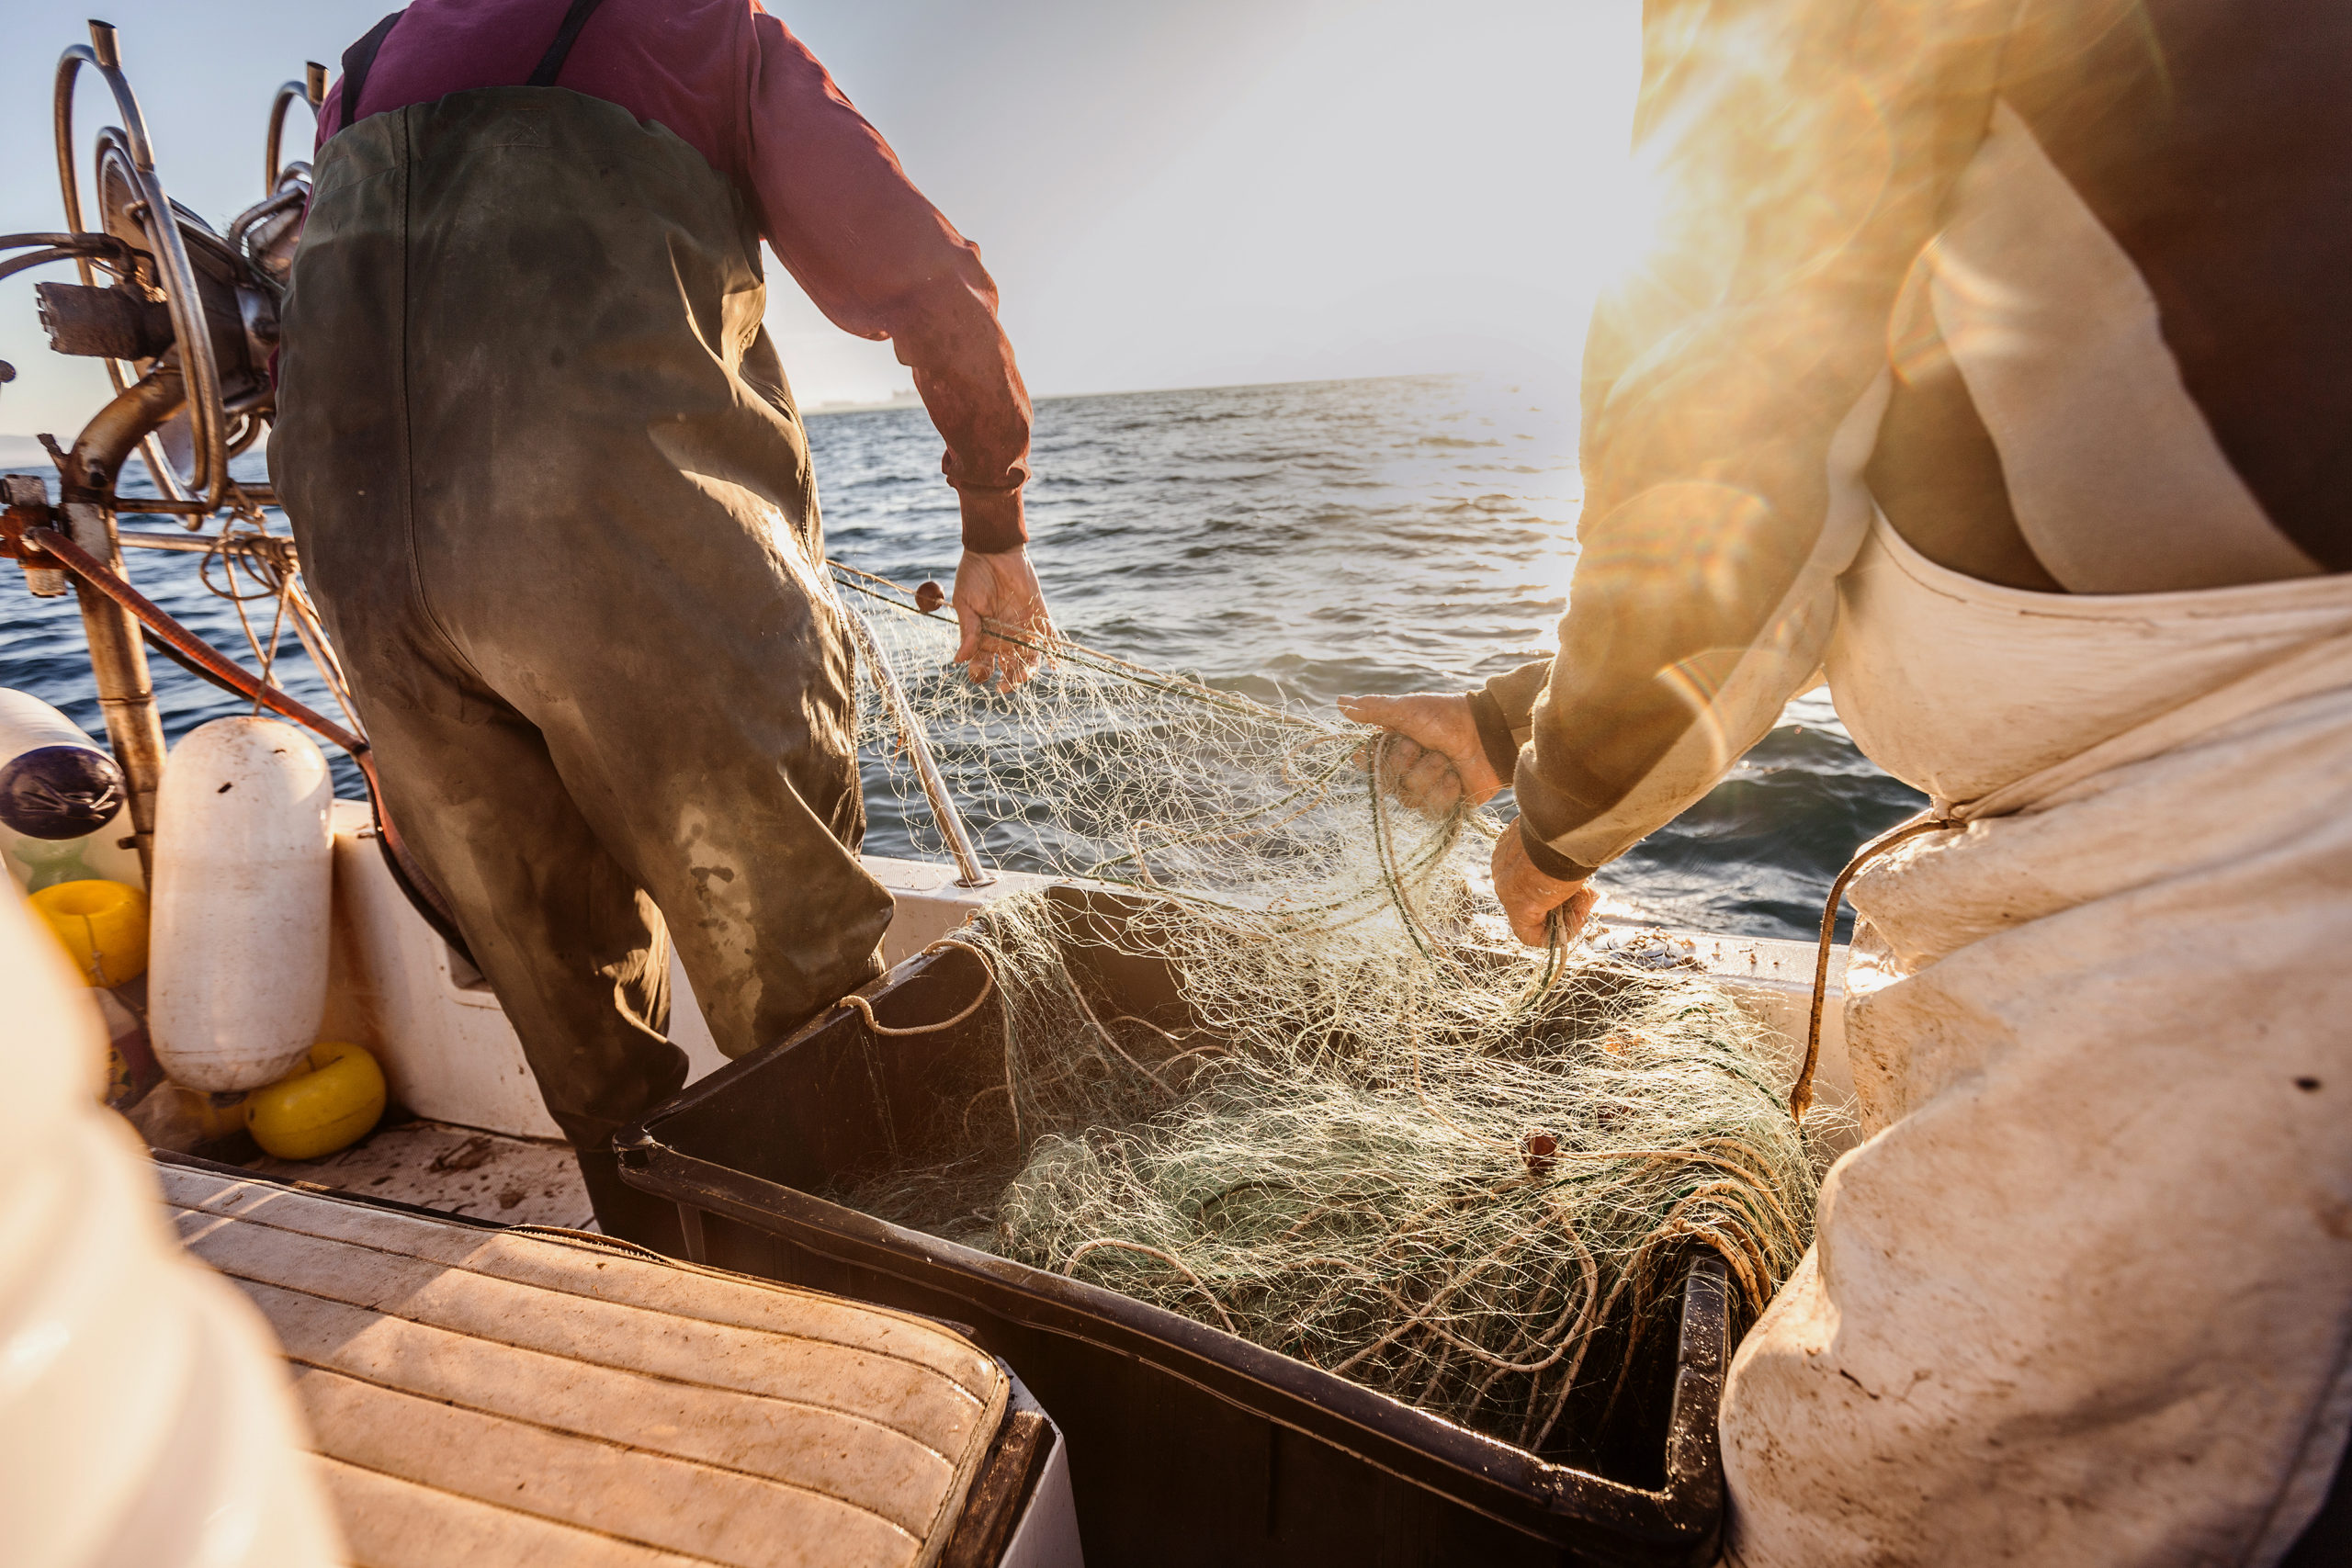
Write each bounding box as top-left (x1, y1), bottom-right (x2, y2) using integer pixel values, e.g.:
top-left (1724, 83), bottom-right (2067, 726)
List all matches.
top-left (741, 15), bottom-right (1055, 683)
top-left (1350, 0), bottom-right (2007, 941)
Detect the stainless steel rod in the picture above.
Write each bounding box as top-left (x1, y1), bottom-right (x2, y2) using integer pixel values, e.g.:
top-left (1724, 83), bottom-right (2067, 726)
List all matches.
top-left (63, 502), bottom-right (165, 879)
top-left (842, 604), bottom-right (995, 889)
top-left (116, 528), bottom-right (293, 559)
top-left (60, 368), bottom-right (184, 879)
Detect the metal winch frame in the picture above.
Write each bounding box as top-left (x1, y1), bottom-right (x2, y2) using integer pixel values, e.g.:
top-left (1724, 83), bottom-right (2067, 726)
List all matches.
top-left (1, 23), bottom-right (325, 879)
top-left (0, 25), bottom-right (475, 931)
top-left (41, 23), bottom-right (315, 517)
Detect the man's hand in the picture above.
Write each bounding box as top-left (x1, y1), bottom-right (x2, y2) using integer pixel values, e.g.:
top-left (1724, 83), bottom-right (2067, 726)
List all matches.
top-left (1337, 692), bottom-right (1504, 816)
top-left (1492, 820), bottom-right (1598, 947)
top-left (952, 547), bottom-right (1056, 689)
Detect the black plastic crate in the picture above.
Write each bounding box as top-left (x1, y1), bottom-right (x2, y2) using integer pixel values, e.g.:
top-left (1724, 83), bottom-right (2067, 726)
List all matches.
top-left (618, 886), bottom-right (1731, 1567)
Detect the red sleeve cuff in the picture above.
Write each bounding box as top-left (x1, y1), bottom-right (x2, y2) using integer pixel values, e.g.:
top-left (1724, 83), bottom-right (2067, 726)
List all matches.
top-left (957, 486), bottom-right (1027, 553)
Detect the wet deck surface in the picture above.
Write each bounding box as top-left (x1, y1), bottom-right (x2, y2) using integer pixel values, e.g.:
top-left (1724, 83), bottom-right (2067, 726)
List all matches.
top-left (246, 1119), bottom-right (595, 1230)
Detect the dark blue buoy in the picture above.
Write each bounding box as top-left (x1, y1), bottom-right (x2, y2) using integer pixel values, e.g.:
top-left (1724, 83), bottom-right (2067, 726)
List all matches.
top-left (0, 743), bottom-right (126, 839)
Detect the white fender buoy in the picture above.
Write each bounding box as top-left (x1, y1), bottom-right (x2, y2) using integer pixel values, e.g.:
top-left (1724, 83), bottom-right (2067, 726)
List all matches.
top-left (0, 688), bottom-right (141, 892)
top-left (149, 716), bottom-right (334, 1092)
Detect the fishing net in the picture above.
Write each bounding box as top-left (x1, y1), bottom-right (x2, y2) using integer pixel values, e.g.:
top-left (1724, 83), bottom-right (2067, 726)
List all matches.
top-left (831, 568), bottom-right (1817, 1451)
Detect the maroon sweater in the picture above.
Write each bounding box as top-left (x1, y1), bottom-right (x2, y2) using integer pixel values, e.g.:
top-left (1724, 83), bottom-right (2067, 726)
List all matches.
top-left (322, 0), bottom-right (1032, 551)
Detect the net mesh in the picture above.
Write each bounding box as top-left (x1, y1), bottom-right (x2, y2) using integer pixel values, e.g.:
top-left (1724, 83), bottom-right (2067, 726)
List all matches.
top-left (834, 571), bottom-right (1818, 1450)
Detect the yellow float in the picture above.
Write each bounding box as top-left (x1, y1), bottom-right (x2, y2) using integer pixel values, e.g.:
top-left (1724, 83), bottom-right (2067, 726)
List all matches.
top-left (244, 1042), bottom-right (387, 1161)
top-left (29, 879), bottom-right (149, 987)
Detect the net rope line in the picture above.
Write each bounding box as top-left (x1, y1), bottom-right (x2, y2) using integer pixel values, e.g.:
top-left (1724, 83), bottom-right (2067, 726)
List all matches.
top-left (833, 559), bottom-right (1520, 942)
top-left (834, 557), bottom-right (1711, 1037)
top-left (836, 937), bottom-right (999, 1036)
top-left (1061, 1239), bottom-right (1240, 1335)
top-left (193, 508), bottom-right (368, 741)
top-left (830, 561), bottom-right (1320, 728)
top-left (1791, 811), bottom-right (1961, 1121)
top-left (829, 558), bottom-right (1822, 1454)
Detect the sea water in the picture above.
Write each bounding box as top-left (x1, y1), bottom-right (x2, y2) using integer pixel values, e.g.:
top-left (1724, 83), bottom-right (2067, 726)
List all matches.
top-left (0, 373), bottom-right (1921, 941)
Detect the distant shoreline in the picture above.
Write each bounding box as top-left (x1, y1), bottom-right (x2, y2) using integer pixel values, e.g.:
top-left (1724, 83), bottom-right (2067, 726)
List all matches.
top-left (801, 391), bottom-right (924, 416)
top-left (0, 434), bottom-right (51, 470)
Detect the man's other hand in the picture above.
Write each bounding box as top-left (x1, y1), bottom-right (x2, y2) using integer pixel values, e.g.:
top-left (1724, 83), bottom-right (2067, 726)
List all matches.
top-left (1337, 693), bottom-right (1504, 816)
top-left (1493, 821), bottom-right (1598, 947)
top-left (953, 547), bottom-right (1055, 689)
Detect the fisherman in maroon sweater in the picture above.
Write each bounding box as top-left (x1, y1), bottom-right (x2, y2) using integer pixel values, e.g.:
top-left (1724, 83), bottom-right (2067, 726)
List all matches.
top-left (271, 0), bottom-right (1052, 1247)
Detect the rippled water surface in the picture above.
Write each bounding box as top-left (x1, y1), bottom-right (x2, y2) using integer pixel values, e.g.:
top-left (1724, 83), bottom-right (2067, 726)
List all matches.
top-left (1, 374), bottom-right (1923, 940)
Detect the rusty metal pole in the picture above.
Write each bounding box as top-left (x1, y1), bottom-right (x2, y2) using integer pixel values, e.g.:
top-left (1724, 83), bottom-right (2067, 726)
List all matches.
top-left (59, 367), bottom-right (184, 881)
top-left (841, 604), bottom-right (997, 889)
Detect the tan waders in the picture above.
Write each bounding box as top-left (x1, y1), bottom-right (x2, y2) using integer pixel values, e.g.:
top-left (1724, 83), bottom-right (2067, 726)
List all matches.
top-left (1722, 518), bottom-right (2352, 1565)
top-left (271, 81), bottom-right (891, 1247)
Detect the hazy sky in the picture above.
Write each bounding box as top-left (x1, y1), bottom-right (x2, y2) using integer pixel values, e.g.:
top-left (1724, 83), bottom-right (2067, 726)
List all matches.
top-left (0, 0), bottom-right (1647, 438)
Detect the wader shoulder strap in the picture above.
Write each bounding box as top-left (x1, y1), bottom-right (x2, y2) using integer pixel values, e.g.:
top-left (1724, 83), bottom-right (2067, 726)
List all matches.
top-left (337, 10), bottom-right (404, 132)
top-left (526, 0), bottom-right (615, 86)
top-left (339, 0), bottom-right (610, 135)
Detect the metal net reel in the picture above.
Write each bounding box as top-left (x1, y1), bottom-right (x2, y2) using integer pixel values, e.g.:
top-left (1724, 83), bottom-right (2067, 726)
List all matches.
top-left (37, 22), bottom-right (322, 515)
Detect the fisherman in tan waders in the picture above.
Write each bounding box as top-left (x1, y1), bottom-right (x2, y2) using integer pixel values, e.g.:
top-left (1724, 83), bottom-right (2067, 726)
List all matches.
top-left (271, 0), bottom-right (1053, 1250)
top-left (1349, 0), bottom-right (2352, 1561)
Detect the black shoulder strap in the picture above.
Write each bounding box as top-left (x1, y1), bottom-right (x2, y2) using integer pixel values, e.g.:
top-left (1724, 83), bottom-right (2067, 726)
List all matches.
top-left (526, 0), bottom-right (614, 87)
top-left (337, 0), bottom-right (607, 138)
top-left (336, 10), bottom-right (405, 134)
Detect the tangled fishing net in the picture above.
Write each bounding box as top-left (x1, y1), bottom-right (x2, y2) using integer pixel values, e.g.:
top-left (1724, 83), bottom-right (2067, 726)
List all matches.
top-left (831, 568), bottom-right (1817, 1451)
